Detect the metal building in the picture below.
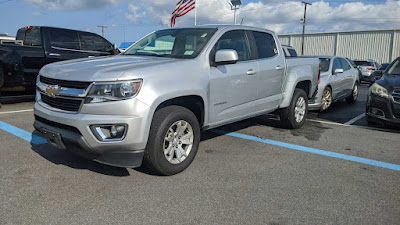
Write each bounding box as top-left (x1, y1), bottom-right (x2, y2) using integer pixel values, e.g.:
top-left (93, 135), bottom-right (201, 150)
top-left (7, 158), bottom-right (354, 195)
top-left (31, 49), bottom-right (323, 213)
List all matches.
top-left (278, 29), bottom-right (400, 64)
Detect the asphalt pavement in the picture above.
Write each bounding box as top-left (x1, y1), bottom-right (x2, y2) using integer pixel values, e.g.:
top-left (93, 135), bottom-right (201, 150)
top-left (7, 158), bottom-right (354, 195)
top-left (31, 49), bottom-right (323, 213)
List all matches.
top-left (0, 84), bottom-right (399, 225)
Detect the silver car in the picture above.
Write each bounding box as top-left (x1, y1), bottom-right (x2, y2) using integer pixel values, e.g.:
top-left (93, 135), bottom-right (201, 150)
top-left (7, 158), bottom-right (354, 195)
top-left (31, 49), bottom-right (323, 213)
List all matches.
top-left (309, 56), bottom-right (360, 111)
top-left (353, 59), bottom-right (378, 82)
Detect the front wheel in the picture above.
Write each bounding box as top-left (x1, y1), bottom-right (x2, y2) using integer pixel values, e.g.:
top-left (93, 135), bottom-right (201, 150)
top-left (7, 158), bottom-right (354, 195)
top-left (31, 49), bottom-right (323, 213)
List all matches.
top-left (143, 106), bottom-right (200, 176)
top-left (346, 82), bottom-right (358, 103)
top-left (279, 88), bottom-right (308, 129)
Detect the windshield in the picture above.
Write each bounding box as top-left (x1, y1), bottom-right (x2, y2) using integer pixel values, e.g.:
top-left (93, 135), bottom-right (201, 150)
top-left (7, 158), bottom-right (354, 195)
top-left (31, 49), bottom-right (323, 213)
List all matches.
top-left (387, 60), bottom-right (400, 76)
top-left (354, 61), bottom-right (374, 67)
top-left (319, 58), bottom-right (331, 72)
top-left (123, 28), bottom-right (217, 59)
top-left (378, 63), bottom-right (389, 71)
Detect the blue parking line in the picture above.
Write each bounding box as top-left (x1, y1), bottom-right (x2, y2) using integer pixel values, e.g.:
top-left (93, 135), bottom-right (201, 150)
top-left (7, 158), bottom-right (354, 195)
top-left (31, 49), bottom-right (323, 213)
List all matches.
top-left (0, 121), bottom-right (47, 145)
top-left (212, 129), bottom-right (400, 172)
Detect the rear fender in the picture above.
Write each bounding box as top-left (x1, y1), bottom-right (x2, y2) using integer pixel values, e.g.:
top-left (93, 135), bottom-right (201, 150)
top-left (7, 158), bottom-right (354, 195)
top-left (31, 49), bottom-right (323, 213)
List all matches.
top-left (280, 65), bottom-right (314, 108)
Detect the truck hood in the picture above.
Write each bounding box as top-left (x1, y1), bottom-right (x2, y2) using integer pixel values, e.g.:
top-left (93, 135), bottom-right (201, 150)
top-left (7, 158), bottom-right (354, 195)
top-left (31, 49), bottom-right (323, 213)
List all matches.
top-left (40, 55), bottom-right (181, 82)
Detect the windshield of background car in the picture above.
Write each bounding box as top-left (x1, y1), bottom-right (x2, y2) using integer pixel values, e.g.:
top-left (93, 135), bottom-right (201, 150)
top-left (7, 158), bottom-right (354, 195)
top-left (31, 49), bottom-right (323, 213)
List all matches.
top-left (123, 28), bottom-right (217, 59)
top-left (319, 58), bottom-right (331, 72)
top-left (354, 61), bottom-right (374, 66)
top-left (378, 63), bottom-right (389, 71)
top-left (387, 60), bottom-right (400, 76)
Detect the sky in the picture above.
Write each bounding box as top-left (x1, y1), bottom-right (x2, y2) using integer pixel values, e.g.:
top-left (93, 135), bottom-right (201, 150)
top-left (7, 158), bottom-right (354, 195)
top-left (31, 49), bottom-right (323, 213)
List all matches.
top-left (0, 0), bottom-right (399, 46)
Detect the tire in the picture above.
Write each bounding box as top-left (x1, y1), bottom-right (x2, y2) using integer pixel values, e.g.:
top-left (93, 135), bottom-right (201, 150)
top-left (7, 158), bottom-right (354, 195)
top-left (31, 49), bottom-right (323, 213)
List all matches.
top-left (143, 105), bottom-right (201, 176)
top-left (346, 82), bottom-right (358, 103)
top-left (320, 87), bottom-right (332, 112)
top-left (279, 88), bottom-right (308, 129)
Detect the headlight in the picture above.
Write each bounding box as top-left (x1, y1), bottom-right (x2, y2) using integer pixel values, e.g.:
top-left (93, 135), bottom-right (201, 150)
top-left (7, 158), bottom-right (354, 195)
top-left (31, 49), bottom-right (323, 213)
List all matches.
top-left (85, 80), bottom-right (142, 103)
top-left (371, 83), bottom-right (389, 99)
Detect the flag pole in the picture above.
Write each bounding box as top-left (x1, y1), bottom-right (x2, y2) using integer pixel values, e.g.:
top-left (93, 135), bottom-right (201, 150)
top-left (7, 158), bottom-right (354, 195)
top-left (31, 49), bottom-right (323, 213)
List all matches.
top-left (195, 0), bottom-right (197, 25)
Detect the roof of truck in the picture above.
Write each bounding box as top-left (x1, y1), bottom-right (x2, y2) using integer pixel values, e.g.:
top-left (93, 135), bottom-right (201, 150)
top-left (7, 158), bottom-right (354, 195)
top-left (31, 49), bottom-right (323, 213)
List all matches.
top-left (158, 24), bottom-right (276, 34)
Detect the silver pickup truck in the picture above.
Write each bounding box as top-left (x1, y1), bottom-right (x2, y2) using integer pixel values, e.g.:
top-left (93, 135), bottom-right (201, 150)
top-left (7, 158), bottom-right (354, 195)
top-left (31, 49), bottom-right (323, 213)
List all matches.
top-left (34, 25), bottom-right (320, 175)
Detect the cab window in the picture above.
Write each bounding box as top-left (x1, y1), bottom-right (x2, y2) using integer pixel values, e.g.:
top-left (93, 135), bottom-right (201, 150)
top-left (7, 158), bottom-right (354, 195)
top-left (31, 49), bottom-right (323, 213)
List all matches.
top-left (50, 29), bottom-right (80, 50)
top-left (79, 33), bottom-right (113, 52)
top-left (252, 31), bottom-right (277, 59)
top-left (16, 27), bottom-right (42, 46)
top-left (214, 30), bottom-right (250, 61)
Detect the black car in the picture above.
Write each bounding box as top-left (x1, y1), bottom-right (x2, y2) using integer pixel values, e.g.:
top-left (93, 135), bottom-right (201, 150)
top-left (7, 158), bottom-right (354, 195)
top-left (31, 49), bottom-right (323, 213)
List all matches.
top-left (366, 57), bottom-right (400, 127)
top-left (0, 26), bottom-right (118, 92)
top-left (368, 63), bottom-right (390, 85)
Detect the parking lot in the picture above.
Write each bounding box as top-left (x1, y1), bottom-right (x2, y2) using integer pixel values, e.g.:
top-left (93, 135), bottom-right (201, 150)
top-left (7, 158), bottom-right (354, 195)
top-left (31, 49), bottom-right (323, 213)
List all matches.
top-left (0, 83), bottom-right (399, 224)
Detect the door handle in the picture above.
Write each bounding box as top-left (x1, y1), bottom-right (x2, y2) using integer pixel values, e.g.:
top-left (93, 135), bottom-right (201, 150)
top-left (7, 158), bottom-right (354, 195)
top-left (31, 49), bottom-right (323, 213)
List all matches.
top-left (247, 69), bottom-right (256, 75)
top-left (49, 53), bottom-right (61, 57)
top-left (276, 65), bottom-right (284, 70)
top-left (88, 56), bottom-right (95, 58)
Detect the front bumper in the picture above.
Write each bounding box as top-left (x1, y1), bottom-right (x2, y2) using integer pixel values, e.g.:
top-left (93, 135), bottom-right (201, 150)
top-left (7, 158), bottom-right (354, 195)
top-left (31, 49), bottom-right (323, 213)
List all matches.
top-left (33, 99), bottom-right (154, 168)
top-left (366, 93), bottom-right (400, 127)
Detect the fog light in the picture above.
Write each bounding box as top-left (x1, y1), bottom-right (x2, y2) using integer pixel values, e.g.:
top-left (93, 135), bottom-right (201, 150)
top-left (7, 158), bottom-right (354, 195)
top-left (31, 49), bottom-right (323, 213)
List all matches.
top-left (90, 124), bottom-right (127, 142)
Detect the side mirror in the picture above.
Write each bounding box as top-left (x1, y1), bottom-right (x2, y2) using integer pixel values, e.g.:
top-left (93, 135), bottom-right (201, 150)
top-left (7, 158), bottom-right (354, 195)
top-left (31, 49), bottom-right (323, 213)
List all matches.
top-left (334, 68), bottom-right (344, 74)
top-left (214, 49), bottom-right (238, 66)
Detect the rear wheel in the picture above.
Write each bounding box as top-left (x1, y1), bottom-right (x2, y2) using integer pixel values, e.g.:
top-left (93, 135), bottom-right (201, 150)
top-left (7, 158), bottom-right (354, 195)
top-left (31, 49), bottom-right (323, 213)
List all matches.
top-left (143, 106), bottom-right (200, 176)
top-left (346, 82), bottom-right (358, 103)
top-left (280, 88), bottom-right (308, 129)
top-left (320, 87), bottom-right (332, 111)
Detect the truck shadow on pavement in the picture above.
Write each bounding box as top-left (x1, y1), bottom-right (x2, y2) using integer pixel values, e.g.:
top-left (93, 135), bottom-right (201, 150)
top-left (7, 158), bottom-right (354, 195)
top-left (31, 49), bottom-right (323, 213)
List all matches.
top-left (30, 131), bottom-right (131, 177)
top-left (30, 114), bottom-right (331, 177)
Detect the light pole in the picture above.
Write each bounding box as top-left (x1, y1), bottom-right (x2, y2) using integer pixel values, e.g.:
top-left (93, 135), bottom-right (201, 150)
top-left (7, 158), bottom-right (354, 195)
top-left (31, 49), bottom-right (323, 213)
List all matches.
top-left (228, 0), bottom-right (242, 25)
top-left (301, 1), bottom-right (312, 55)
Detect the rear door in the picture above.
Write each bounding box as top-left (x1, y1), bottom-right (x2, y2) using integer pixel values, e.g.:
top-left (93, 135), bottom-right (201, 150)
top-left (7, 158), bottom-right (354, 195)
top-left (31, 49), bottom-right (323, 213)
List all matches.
top-left (250, 30), bottom-right (285, 109)
top-left (209, 30), bottom-right (259, 124)
top-left (339, 58), bottom-right (355, 93)
top-left (45, 28), bottom-right (84, 63)
top-left (330, 57), bottom-right (346, 99)
top-left (78, 32), bottom-right (115, 57)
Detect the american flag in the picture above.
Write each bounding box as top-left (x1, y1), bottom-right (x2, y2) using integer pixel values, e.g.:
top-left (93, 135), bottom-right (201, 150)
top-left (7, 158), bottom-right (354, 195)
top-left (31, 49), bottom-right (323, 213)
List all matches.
top-left (171, 0), bottom-right (196, 27)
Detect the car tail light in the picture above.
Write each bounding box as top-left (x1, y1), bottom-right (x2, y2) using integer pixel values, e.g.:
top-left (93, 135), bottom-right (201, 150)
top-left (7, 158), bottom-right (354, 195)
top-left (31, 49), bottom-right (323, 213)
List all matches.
top-left (367, 67), bottom-right (373, 71)
top-left (318, 64), bottom-right (321, 84)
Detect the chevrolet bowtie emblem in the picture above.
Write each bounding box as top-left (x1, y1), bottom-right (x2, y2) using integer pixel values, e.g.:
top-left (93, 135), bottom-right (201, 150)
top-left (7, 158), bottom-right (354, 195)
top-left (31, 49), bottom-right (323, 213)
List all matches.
top-left (46, 85), bottom-right (60, 97)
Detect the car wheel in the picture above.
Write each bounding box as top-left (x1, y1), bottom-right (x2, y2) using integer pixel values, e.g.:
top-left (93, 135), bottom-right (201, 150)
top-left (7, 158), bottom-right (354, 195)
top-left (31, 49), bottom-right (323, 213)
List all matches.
top-left (320, 87), bottom-right (332, 112)
top-left (143, 105), bottom-right (200, 176)
top-left (346, 82), bottom-right (358, 103)
top-left (280, 88), bottom-right (308, 129)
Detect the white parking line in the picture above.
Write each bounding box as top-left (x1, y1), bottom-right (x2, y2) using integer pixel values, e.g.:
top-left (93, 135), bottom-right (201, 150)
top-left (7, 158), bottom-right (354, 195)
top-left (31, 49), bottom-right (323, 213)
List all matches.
top-left (344, 113), bottom-right (366, 125)
top-left (0, 109), bottom-right (34, 115)
top-left (307, 119), bottom-right (349, 127)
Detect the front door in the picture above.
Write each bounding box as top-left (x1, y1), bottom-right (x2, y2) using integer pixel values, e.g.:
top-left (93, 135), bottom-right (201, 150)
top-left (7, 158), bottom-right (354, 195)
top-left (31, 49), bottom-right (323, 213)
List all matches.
top-left (209, 30), bottom-right (259, 124)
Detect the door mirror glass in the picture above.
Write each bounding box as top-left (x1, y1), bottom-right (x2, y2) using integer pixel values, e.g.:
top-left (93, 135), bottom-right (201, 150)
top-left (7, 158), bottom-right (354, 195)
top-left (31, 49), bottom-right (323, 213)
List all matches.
top-left (214, 49), bottom-right (239, 65)
top-left (334, 68), bottom-right (344, 74)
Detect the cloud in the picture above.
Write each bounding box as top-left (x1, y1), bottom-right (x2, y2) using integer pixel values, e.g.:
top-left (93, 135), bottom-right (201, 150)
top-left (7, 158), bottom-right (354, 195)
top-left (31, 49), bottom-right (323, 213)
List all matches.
top-left (125, 0), bottom-right (400, 34)
top-left (25, 0), bottom-right (128, 10)
top-left (32, 12), bottom-right (49, 16)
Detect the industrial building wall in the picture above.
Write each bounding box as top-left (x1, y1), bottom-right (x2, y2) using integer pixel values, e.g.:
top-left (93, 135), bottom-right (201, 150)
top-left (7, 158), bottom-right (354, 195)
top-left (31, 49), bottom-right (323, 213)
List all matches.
top-left (278, 29), bottom-right (400, 64)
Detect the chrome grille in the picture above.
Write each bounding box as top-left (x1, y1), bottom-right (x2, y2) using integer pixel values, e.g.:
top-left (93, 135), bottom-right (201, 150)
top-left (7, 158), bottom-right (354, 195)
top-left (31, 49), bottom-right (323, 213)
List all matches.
top-left (392, 89), bottom-right (400, 104)
top-left (38, 76), bottom-right (89, 112)
top-left (41, 94), bottom-right (83, 112)
top-left (40, 76), bottom-right (91, 89)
